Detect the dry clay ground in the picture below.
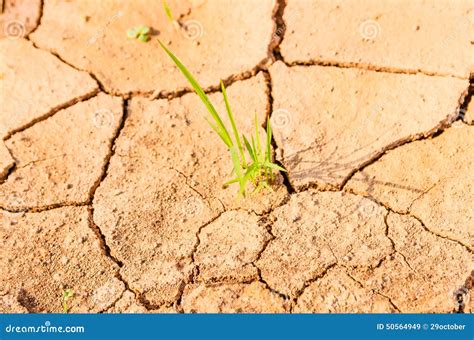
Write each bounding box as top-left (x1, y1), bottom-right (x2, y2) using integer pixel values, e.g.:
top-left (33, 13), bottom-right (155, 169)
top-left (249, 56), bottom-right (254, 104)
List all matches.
top-left (0, 0), bottom-right (473, 313)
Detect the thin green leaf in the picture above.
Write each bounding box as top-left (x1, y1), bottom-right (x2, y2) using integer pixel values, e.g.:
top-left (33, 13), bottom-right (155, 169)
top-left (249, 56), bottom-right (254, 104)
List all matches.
top-left (138, 34), bottom-right (150, 42)
top-left (253, 180), bottom-right (271, 195)
top-left (230, 147), bottom-right (245, 195)
top-left (205, 118), bottom-right (230, 146)
top-left (139, 26), bottom-right (150, 34)
top-left (266, 117), bottom-right (272, 163)
top-left (223, 178), bottom-right (239, 186)
top-left (253, 182), bottom-right (264, 195)
top-left (159, 40), bottom-right (233, 147)
top-left (254, 114), bottom-right (262, 161)
top-left (243, 163), bottom-right (258, 182)
top-left (221, 81), bottom-right (245, 166)
top-left (264, 161), bottom-right (287, 172)
top-left (162, 1), bottom-right (174, 21)
top-left (243, 135), bottom-right (256, 162)
top-left (251, 135), bottom-right (258, 162)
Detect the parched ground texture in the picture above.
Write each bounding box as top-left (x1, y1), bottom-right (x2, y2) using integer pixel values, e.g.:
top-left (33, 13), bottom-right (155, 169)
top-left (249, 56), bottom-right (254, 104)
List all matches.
top-left (0, 0), bottom-right (472, 313)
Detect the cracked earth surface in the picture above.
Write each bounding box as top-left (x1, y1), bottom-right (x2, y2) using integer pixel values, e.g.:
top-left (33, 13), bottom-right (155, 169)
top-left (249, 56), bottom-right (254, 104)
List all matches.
top-left (0, 0), bottom-right (472, 313)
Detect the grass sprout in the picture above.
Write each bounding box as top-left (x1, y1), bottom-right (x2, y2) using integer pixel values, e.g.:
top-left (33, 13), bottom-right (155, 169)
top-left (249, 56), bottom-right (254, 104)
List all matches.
top-left (127, 25), bottom-right (150, 42)
top-left (159, 40), bottom-right (286, 196)
top-left (62, 289), bottom-right (74, 313)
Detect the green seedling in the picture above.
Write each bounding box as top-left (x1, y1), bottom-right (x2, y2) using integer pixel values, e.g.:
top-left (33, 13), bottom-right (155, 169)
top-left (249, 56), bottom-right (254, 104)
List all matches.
top-left (159, 41), bottom-right (286, 196)
top-left (62, 289), bottom-right (74, 313)
top-left (162, 0), bottom-right (174, 21)
top-left (127, 25), bottom-right (150, 42)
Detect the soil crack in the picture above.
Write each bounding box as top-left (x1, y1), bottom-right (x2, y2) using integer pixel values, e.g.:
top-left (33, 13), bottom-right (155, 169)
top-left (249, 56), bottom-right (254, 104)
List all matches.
top-left (86, 206), bottom-right (138, 312)
top-left (3, 90), bottom-right (99, 141)
top-left (343, 191), bottom-right (473, 254)
top-left (189, 210), bottom-right (228, 284)
top-left (25, 0), bottom-right (44, 38)
top-left (340, 84), bottom-right (470, 192)
top-left (283, 59), bottom-right (469, 80)
top-left (290, 263), bottom-right (338, 312)
top-left (345, 271), bottom-right (402, 313)
top-left (268, 0), bottom-right (287, 61)
top-left (1, 94), bottom-right (127, 213)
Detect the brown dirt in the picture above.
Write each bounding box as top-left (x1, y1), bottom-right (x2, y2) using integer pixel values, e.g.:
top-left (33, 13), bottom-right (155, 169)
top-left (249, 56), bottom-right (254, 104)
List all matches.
top-left (349, 212), bottom-right (473, 313)
top-left (0, 39), bottom-right (99, 139)
top-left (181, 282), bottom-right (288, 313)
top-left (256, 190), bottom-right (392, 298)
top-left (30, 0), bottom-right (276, 96)
top-left (270, 61), bottom-right (468, 191)
top-left (0, 93), bottom-right (123, 210)
top-left (280, 0), bottom-right (472, 78)
top-left (0, 293), bottom-right (28, 313)
top-left (1, 0), bottom-right (472, 313)
top-left (346, 123), bottom-right (473, 250)
top-left (0, 141), bottom-right (14, 180)
top-left (106, 291), bottom-right (176, 313)
top-left (0, 0), bottom-right (41, 39)
top-left (194, 211), bottom-right (272, 284)
top-left (293, 267), bottom-right (395, 313)
top-left (0, 207), bottom-right (123, 312)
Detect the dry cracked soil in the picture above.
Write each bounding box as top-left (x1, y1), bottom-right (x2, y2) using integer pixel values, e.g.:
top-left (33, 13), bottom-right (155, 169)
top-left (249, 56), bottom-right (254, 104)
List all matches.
top-left (0, 0), bottom-right (472, 314)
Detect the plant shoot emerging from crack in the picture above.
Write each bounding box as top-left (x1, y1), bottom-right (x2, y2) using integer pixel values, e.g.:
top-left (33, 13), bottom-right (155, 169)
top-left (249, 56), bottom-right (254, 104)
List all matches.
top-left (159, 41), bottom-right (286, 196)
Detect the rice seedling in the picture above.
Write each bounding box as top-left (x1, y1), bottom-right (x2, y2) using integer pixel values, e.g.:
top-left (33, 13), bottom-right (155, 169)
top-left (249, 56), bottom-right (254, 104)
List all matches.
top-left (62, 289), bottom-right (74, 313)
top-left (159, 40), bottom-right (286, 196)
top-left (127, 25), bottom-right (151, 42)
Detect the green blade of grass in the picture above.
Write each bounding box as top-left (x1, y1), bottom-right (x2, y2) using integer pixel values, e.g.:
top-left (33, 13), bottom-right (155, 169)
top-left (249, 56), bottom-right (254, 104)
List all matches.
top-left (139, 26), bottom-right (150, 34)
top-left (162, 0), bottom-right (174, 21)
top-left (221, 81), bottom-right (246, 166)
top-left (264, 161), bottom-right (287, 172)
top-left (223, 178), bottom-right (240, 186)
top-left (265, 117), bottom-right (272, 163)
top-left (205, 117), bottom-right (231, 146)
top-left (243, 162), bottom-right (258, 182)
top-left (243, 135), bottom-right (256, 162)
top-left (230, 147), bottom-right (245, 195)
top-left (138, 34), bottom-right (150, 42)
top-left (253, 180), bottom-right (271, 194)
top-left (254, 114), bottom-right (262, 162)
top-left (159, 40), bottom-right (233, 148)
top-left (251, 135), bottom-right (258, 163)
